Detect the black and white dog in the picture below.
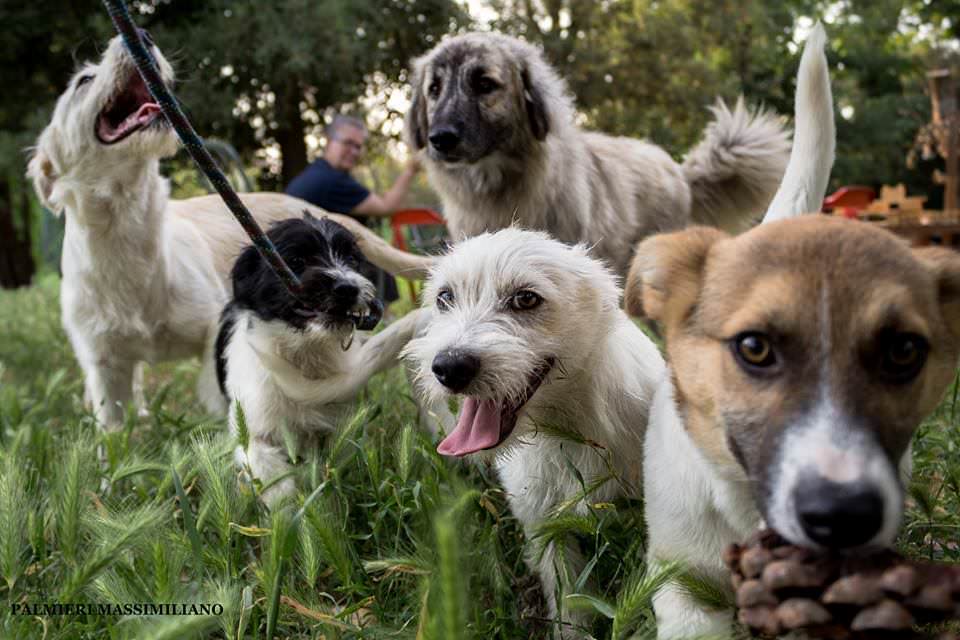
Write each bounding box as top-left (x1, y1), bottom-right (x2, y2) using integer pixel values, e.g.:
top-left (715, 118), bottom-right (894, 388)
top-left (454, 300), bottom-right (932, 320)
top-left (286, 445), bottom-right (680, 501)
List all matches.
top-left (215, 213), bottom-right (424, 504)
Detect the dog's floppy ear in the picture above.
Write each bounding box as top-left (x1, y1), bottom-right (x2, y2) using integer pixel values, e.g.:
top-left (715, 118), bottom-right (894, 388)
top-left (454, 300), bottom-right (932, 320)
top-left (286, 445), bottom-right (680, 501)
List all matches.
top-left (26, 136), bottom-right (61, 214)
top-left (230, 243), bottom-right (265, 299)
top-left (404, 59), bottom-right (429, 150)
top-left (521, 66), bottom-right (550, 141)
top-left (913, 246), bottom-right (960, 338)
top-left (625, 227), bottom-right (727, 329)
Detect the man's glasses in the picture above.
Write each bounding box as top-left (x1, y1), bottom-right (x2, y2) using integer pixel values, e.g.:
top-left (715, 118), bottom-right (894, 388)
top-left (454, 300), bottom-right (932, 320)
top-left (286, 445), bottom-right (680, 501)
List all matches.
top-left (335, 138), bottom-right (364, 152)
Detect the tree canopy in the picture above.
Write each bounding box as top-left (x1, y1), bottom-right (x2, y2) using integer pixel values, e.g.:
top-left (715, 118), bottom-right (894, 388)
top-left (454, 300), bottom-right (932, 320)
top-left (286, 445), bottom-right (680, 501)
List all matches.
top-left (2, 0), bottom-right (958, 286)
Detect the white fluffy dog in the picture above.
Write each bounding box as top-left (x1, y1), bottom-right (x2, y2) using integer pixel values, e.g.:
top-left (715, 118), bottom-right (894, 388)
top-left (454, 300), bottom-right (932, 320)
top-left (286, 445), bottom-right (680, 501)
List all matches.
top-left (404, 229), bottom-right (665, 635)
top-left (26, 35), bottom-right (430, 428)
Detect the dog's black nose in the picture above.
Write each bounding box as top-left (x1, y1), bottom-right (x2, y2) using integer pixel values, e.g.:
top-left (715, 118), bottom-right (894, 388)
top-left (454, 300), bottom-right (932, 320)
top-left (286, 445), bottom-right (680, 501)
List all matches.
top-left (432, 350), bottom-right (480, 392)
top-left (138, 28), bottom-right (154, 47)
top-left (794, 475), bottom-right (885, 548)
top-left (332, 281), bottom-right (359, 303)
top-left (428, 127), bottom-right (461, 154)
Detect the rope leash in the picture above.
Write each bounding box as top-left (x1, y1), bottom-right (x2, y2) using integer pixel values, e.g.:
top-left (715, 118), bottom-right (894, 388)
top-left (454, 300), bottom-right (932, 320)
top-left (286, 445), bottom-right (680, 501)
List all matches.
top-left (102, 0), bottom-right (304, 298)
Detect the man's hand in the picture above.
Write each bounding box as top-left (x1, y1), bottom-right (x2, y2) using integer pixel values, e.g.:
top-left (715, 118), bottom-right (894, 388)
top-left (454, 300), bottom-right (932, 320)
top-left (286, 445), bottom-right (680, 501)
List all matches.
top-left (353, 155), bottom-right (422, 217)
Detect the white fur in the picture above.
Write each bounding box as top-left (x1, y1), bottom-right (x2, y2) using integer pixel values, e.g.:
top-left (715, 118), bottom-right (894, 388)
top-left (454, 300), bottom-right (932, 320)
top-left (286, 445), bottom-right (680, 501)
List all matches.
top-left (26, 36), bottom-right (226, 427)
top-left (405, 229), bottom-right (666, 636)
top-left (228, 308), bottom-right (427, 505)
top-left (645, 25), bottom-right (836, 638)
top-left (763, 23), bottom-right (835, 222)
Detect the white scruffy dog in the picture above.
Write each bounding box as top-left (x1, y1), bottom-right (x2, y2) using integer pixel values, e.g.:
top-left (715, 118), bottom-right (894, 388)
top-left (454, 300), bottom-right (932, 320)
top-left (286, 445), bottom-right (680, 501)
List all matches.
top-left (26, 34), bottom-right (431, 428)
top-left (404, 229), bottom-right (665, 636)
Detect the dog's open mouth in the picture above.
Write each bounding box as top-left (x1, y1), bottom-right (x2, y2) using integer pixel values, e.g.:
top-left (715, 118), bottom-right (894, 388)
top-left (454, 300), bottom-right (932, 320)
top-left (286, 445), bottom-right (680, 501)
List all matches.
top-left (95, 71), bottom-right (164, 145)
top-left (437, 359), bottom-right (554, 457)
top-left (293, 301), bottom-right (382, 331)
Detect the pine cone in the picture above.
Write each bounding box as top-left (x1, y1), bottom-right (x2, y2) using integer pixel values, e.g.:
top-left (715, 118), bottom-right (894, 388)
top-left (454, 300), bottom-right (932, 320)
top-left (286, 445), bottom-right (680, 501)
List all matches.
top-left (724, 530), bottom-right (960, 639)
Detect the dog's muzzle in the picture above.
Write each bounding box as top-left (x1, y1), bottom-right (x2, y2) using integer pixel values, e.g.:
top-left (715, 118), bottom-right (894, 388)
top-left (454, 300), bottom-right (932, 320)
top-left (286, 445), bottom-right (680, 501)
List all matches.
top-left (793, 473), bottom-right (885, 548)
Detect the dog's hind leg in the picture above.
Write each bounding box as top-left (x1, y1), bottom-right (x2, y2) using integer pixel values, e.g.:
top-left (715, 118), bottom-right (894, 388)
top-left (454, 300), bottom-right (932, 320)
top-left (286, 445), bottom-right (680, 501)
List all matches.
top-left (197, 323), bottom-right (228, 417)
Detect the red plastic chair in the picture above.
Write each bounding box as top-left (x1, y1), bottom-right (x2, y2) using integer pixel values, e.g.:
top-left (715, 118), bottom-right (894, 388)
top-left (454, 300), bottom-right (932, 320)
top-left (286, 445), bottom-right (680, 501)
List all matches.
top-left (822, 186), bottom-right (876, 218)
top-left (390, 208), bottom-right (447, 300)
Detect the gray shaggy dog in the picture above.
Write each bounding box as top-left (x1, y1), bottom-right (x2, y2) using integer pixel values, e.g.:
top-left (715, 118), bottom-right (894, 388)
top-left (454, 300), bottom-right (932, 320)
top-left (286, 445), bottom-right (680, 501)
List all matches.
top-left (405, 32), bottom-right (792, 276)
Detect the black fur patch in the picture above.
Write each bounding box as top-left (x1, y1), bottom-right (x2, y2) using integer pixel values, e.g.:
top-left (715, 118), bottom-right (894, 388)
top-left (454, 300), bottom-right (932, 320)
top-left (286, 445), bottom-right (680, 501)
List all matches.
top-left (214, 302), bottom-right (237, 398)
top-left (230, 214), bottom-right (370, 330)
top-left (214, 215), bottom-right (383, 399)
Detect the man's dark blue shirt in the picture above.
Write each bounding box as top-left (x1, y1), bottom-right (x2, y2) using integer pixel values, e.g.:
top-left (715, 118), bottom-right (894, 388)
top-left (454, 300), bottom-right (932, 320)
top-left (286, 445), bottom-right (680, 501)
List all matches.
top-left (285, 158), bottom-right (370, 217)
top-left (285, 158), bottom-right (398, 302)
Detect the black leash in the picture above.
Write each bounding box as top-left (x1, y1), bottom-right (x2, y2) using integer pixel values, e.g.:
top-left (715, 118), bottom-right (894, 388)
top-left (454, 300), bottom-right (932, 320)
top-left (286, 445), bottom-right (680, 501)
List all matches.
top-left (102, 0), bottom-right (305, 298)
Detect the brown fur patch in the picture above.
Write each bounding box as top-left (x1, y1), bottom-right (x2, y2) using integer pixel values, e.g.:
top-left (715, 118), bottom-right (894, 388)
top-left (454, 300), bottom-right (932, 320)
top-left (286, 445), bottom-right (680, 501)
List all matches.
top-left (630, 215), bottom-right (960, 476)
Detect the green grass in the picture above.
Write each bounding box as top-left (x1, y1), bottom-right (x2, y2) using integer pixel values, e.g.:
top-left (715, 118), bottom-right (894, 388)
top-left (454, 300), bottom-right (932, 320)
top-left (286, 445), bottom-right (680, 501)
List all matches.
top-left (1, 275), bottom-right (958, 639)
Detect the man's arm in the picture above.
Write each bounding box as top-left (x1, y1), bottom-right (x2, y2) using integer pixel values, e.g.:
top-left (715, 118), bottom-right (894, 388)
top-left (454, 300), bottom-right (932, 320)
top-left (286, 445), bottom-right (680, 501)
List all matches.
top-left (352, 157), bottom-right (420, 217)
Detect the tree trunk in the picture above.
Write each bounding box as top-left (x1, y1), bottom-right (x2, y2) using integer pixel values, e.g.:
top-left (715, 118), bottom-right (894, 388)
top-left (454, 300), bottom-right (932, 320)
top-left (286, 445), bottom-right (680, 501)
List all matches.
top-left (276, 77), bottom-right (308, 188)
top-left (0, 177), bottom-right (36, 289)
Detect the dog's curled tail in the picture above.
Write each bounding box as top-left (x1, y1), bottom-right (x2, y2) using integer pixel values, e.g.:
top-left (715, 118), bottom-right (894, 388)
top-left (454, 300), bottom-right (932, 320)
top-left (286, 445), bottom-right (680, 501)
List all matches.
top-left (681, 97), bottom-right (792, 233)
top-left (763, 22), bottom-right (835, 223)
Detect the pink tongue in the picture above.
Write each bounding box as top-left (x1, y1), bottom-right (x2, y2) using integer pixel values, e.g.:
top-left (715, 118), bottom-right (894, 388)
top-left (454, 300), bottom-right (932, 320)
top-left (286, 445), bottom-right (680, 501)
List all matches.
top-left (98, 103), bottom-right (161, 141)
top-left (437, 397), bottom-right (503, 457)
top-left (135, 102), bottom-right (161, 124)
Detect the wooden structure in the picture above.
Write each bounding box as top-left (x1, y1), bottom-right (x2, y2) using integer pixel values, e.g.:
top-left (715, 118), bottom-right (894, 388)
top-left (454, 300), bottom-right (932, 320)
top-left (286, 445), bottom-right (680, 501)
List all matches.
top-left (852, 69), bottom-right (960, 248)
top-left (852, 183), bottom-right (960, 247)
top-left (928, 68), bottom-right (958, 212)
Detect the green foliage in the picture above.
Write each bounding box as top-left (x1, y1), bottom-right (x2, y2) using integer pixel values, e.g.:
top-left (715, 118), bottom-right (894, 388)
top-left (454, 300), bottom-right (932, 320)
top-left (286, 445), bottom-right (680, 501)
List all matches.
top-left (489, 0), bottom-right (955, 197)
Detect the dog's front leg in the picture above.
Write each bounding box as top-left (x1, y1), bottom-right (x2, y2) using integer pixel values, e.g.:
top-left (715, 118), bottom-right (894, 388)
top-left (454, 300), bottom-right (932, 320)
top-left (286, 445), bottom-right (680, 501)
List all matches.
top-left (341, 309), bottom-right (425, 391)
top-left (533, 537), bottom-right (592, 639)
top-left (500, 444), bottom-right (597, 639)
top-left (83, 356), bottom-right (137, 429)
top-left (132, 362), bottom-right (150, 418)
top-left (649, 559), bottom-right (732, 640)
top-left (231, 401), bottom-right (295, 507)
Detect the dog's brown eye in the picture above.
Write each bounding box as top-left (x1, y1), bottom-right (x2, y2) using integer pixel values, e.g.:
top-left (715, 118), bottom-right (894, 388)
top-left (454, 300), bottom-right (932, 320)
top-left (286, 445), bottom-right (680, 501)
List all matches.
top-left (475, 77), bottom-right (498, 95)
top-left (428, 79), bottom-right (441, 98)
top-left (436, 288), bottom-right (454, 311)
top-left (76, 74), bottom-right (94, 88)
top-left (510, 290), bottom-right (542, 311)
top-left (880, 333), bottom-right (928, 383)
top-left (734, 333), bottom-right (776, 368)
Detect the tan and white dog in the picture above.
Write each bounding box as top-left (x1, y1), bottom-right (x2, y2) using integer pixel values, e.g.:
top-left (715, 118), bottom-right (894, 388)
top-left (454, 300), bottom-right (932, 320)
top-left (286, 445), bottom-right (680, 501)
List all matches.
top-left (26, 34), bottom-right (430, 427)
top-left (625, 25), bottom-right (960, 639)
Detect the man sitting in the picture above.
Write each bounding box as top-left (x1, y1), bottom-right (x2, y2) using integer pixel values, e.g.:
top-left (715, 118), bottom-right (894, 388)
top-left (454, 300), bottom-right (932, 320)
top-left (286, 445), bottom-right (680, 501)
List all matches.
top-left (286, 115), bottom-right (421, 303)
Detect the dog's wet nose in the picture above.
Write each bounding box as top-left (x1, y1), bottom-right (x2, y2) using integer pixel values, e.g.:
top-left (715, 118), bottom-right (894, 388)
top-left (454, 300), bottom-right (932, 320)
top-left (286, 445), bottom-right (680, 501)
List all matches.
top-left (794, 475), bottom-right (884, 548)
top-left (332, 281), bottom-right (359, 303)
top-left (428, 127), bottom-right (461, 154)
top-left (432, 350), bottom-right (480, 392)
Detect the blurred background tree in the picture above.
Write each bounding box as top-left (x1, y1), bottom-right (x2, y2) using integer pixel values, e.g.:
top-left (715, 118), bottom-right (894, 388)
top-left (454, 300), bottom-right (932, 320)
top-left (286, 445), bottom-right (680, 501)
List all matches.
top-left (2, 0), bottom-right (958, 287)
